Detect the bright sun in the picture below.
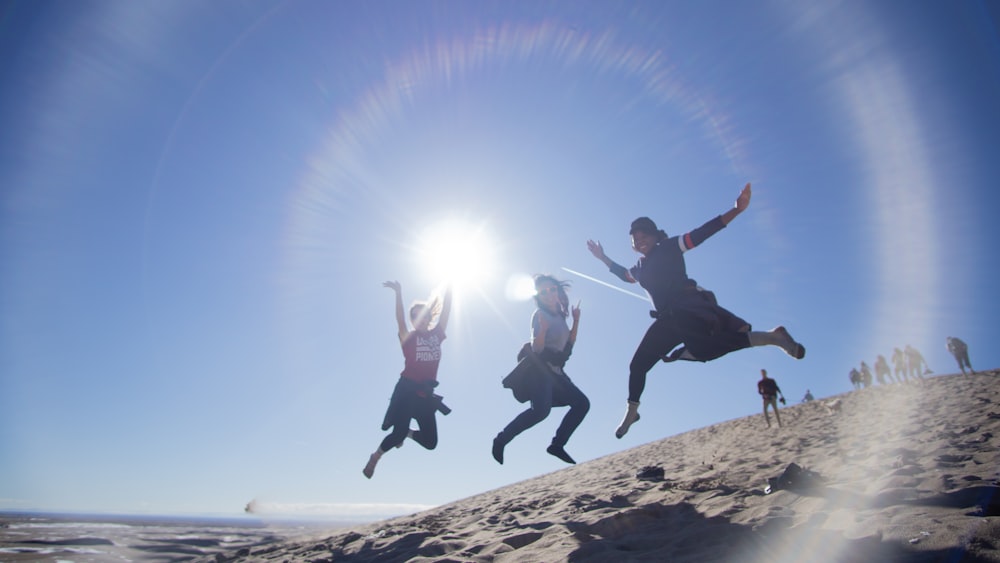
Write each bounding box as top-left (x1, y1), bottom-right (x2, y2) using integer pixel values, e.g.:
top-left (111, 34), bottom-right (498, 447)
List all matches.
top-left (416, 219), bottom-right (496, 288)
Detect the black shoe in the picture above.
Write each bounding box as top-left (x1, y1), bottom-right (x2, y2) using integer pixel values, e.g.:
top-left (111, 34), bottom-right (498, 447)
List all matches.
top-left (492, 435), bottom-right (506, 465)
top-left (546, 444), bottom-right (576, 464)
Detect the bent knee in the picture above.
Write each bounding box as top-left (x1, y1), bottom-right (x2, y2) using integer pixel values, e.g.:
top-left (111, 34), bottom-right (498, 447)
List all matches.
top-left (534, 405), bottom-right (553, 419)
top-left (528, 405), bottom-right (552, 421)
top-left (628, 358), bottom-right (652, 375)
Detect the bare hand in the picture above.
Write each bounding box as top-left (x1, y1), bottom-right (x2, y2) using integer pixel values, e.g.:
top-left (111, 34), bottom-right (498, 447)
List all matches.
top-left (735, 183), bottom-right (751, 213)
top-left (587, 239), bottom-right (606, 261)
top-left (383, 280), bottom-right (401, 292)
top-left (571, 300), bottom-right (581, 322)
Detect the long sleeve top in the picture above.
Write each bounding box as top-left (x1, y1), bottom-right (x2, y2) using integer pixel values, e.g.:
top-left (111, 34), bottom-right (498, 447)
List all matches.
top-left (609, 216), bottom-right (727, 314)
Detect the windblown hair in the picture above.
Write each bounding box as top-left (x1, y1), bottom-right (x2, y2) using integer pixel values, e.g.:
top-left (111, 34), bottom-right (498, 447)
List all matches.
top-left (409, 295), bottom-right (443, 329)
top-left (533, 274), bottom-right (571, 319)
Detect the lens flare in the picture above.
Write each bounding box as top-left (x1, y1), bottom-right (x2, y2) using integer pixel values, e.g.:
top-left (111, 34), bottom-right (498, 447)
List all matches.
top-left (504, 273), bottom-right (538, 302)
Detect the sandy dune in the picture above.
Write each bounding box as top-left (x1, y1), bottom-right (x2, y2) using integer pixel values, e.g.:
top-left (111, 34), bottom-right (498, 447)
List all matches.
top-left (204, 370), bottom-right (1000, 562)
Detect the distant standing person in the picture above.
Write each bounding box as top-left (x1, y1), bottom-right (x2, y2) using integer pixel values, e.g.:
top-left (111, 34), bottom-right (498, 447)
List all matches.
top-left (363, 282), bottom-right (452, 479)
top-left (946, 336), bottom-right (975, 375)
top-left (905, 345), bottom-right (928, 380)
top-left (874, 354), bottom-right (894, 384)
top-left (892, 347), bottom-right (908, 382)
top-left (802, 389), bottom-right (814, 402)
top-left (758, 369), bottom-right (785, 428)
top-left (849, 367), bottom-right (861, 390)
top-left (587, 183), bottom-right (805, 439)
top-left (860, 361), bottom-right (874, 388)
top-left (492, 275), bottom-right (590, 465)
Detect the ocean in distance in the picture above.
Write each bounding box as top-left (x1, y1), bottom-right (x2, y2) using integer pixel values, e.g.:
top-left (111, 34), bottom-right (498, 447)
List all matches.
top-left (0, 511), bottom-right (353, 562)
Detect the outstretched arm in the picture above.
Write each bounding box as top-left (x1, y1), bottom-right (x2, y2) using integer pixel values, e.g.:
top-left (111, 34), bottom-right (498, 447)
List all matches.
top-left (678, 183), bottom-right (752, 253)
top-left (383, 281), bottom-right (408, 340)
top-left (435, 285), bottom-right (453, 334)
top-left (587, 240), bottom-right (635, 283)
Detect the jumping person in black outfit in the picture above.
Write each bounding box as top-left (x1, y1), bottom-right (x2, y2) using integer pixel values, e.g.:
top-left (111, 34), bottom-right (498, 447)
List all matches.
top-left (363, 281), bottom-right (452, 479)
top-left (587, 183), bottom-right (806, 438)
top-left (492, 275), bottom-right (590, 465)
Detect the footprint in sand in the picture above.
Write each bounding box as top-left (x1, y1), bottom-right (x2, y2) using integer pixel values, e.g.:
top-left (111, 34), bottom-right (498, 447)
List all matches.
top-left (935, 453), bottom-right (973, 469)
top-left (501, 531), bottom-right (544, 550)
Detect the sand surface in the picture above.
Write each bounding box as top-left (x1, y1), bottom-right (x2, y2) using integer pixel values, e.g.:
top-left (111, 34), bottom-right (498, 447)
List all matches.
top-left (202, 371), bottom-right (1000, 562)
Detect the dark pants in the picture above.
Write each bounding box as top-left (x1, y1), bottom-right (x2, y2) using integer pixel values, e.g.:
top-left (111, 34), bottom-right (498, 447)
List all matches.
top-left (628, 316), bottom-right (751, 403)
top-left (953, 350), bottom-right (973, 373)
top-left (500, 368), bottom-right (589, 448)
top-left (379, 379), bottom-right (438, 452)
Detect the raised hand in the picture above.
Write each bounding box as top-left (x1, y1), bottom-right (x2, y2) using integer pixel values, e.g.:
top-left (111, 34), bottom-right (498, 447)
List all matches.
top-left (722, 183), bottom-right (752, 225)
top-left (383, 280), bottom-right (401, 292)
top-left (587, 239), bottom-right (607, 261)
top-left (735, 183), bottom-right (752, 213)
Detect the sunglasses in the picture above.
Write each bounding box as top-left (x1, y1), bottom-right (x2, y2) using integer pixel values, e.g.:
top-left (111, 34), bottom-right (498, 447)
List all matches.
top-left (537, 286), bottom-right (560, 295)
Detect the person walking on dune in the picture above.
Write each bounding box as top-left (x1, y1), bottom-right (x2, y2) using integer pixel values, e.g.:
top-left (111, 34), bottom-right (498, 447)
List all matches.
top-left (587, 183), bottom-right (805, 439)
top-left (860, 361), bottom-right (874, 388)
top-left (905, 345), bottom-right (929, 380)
top-left (892, 347), bottom-right (908, 383)
top-left (493, 275), bottom-right (590, 465)
top-left (874, 354), bottom-right (894, 384)
top-left (946, 336), bottom-right (975, 375)
top-left (363, 281), bottom-right (452, 479)
top-left (758, 369), bottom-right (785, 428)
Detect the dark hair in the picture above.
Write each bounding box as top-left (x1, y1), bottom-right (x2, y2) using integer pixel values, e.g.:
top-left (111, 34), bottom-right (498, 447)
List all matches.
top-left (630, 216), bottom-right (668, 240)
top-left (533, 274), bottom-right (570, 318)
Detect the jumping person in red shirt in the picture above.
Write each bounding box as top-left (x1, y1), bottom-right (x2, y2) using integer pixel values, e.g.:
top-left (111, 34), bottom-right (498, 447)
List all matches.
top-left (363, 281), bottom-right (452, 479)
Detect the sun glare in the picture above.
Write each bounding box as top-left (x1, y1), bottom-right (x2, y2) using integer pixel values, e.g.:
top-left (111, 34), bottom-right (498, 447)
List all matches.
top-left (417, 219), bottom-right (496, 288)
top-left (505, 274), bottom-right (538, 302)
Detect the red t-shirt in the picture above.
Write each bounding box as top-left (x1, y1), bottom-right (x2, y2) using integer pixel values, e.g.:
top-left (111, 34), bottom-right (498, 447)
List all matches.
top-left (400, 326), bottom-right (446, 385)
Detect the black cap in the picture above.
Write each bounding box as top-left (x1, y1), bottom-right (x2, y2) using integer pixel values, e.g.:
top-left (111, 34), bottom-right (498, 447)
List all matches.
top-left (629, 217), bottom-right (658, 235)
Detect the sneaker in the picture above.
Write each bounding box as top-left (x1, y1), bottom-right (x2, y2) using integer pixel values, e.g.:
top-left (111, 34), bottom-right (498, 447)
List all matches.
top-left (491, 435), bottom-right (506, 465)
top-left (362, 453), bottom-right (379, 479)
top-left (546, 444), bottom-right (576, 464)
top-left (615, 402), bottom-right (641, 439)
top-left (775, 326), bottom-right (805, 359)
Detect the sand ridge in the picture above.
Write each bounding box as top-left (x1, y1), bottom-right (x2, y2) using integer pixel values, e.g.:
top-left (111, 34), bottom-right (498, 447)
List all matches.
top-left (204, 371), bottom-right (1000, 562)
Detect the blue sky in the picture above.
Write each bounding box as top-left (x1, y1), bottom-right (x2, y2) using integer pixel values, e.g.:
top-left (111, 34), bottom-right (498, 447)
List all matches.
top-left (2, 0), bottom-right (999, 519)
